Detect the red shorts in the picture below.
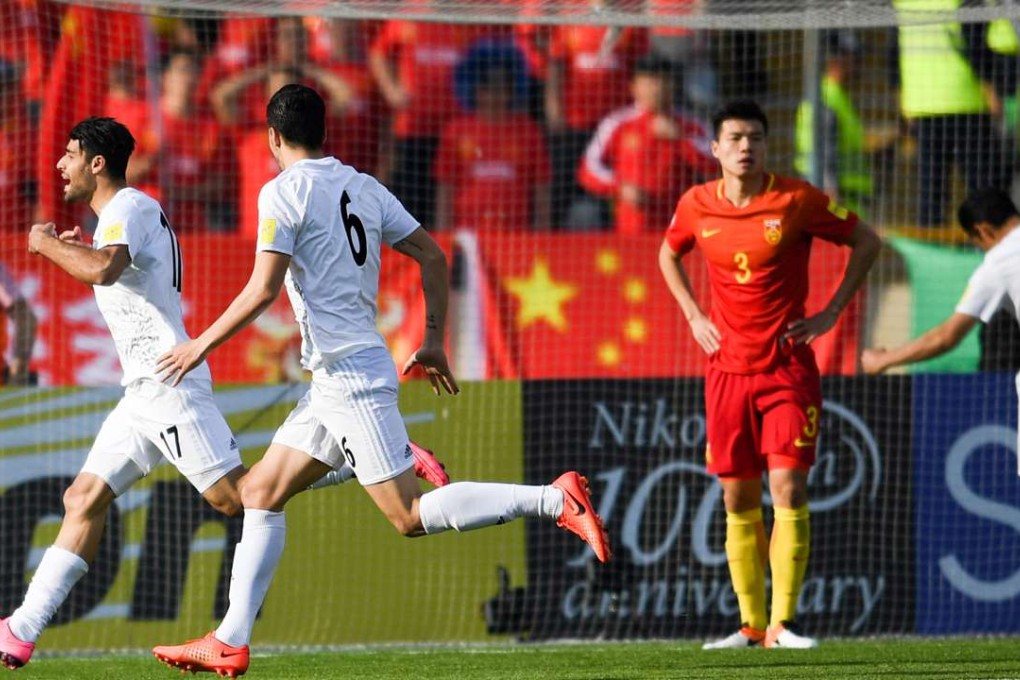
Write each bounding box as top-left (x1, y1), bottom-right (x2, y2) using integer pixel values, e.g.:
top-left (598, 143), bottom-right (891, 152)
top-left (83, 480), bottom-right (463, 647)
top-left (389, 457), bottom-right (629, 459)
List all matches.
top-left (704, 352), bottom-right (821, 479)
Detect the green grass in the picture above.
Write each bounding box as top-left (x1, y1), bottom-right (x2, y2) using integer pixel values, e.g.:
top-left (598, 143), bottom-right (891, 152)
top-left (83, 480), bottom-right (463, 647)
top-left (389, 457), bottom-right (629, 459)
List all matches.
top-left (17, 638), bottom-right (1020, 680)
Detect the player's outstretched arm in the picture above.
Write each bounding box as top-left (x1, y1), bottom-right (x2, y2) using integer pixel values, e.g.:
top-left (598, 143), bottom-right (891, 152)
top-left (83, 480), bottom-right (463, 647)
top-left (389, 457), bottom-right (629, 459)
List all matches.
top-left (392, 227), bottom-right (459, 395)
top-left (28, 222), bottom-right (130, 286)
top-left (657, 239), bottom-right (720, 355)
top-left (785, 221), bottom-right (882, 345)
top-left (861, 312), bottom-right (978, 374)
top-left (158, 250), bottom-right (290, 386)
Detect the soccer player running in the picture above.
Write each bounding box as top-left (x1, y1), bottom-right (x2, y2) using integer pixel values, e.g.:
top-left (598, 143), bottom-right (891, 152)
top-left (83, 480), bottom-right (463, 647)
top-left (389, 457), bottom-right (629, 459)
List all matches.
top-left (862, 188), bottom-right (1020, 461)
top-left (658, 101), bottom-right (881, 649)
top-left (152, 84), bottom-right (610, 678)
top-left (0, 117), bottom-right (447, 673)
top-left (0, 117), bottom-right (248, 671)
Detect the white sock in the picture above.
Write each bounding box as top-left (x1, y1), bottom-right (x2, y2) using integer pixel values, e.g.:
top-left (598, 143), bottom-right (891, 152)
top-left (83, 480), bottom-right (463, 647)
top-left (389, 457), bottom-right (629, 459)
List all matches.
top-left (214, 509), bottom-right (286, 648)
top-left (418, 482), bottom-right (563, 534)
top-left (306, 463), bottom-right (355, 490)
top-left (9, 547), bottom-right (89, 643)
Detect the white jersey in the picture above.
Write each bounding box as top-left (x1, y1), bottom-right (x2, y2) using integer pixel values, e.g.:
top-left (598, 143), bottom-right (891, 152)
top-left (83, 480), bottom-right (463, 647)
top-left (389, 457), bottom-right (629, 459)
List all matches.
top-left (255, 157), bottom-right (419, 370)
top-left (93, 187), bottom-right (211, 386)
top-left (956, 227), bottom-right (1020, 324)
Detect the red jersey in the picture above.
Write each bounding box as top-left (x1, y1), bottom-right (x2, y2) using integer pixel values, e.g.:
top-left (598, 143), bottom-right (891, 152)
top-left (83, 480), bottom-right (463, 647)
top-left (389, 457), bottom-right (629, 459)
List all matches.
top-left (0, 0), bottom-right (60, 104)
top-left (665, 174), bottom-right (858, 374)
top-left (579, 106), bottom-right (716, 234)
top-left (104, 94), bottom-right (160, 200)
top-left (549, 25), bottom-right (647, 131)
top-left (194, 17), bottom-right (273, 117)
top-left (369, 21), bottom-right (505, 138)
top-left (162, 109), bottom-right (228, 232)
top-left (318, 62), bottom-right (383, 173)
top-left (434, 113), bottom-right (550, 232)
top-left (0, 107), bottom-right (33, 233)
top-left (237, 127), bottom-right (280, 239)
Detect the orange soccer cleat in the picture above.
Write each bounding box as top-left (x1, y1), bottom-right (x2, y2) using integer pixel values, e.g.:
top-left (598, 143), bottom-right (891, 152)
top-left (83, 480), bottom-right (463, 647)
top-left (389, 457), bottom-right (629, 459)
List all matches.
top-left (551, 471), bottom-right (611, 563)
top-left (409, 440), bottom-right (450, 487)
top-left (153, 632), bottom-right (249, 678)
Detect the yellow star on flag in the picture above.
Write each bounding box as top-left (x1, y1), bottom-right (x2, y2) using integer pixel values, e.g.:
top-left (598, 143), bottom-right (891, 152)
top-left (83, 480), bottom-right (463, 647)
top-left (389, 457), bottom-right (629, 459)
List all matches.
top-left (504, 258), bottom-right (579, 332)
top-left (623, 277), bottom-right (647, 304)
top-left (597, 340), bottom-right (622, 367)
top-left (595, 249), bottom-right (621, 275)
top-left (624, 317), bottom-right (648, 343)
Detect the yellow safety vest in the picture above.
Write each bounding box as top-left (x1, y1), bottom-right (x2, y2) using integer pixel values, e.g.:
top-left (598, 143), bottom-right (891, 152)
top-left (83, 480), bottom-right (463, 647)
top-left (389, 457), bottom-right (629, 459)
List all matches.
top-left (895, 0), bottom-right (989, 117)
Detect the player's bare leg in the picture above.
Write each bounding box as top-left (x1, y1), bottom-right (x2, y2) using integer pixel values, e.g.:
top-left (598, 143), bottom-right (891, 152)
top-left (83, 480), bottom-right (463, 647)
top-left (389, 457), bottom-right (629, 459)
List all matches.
top-left (154, 445), bottom-right (329, 676)
top-left (704, 477), bottom-right (768, 649)
top-left (765, 468), bottom-right (816, 649)
top-left (2, 473), bottom-right (112, 669)
top-left (200, 466), bottom-right (245, 517)
top-left (362, 466), bottom-right (611, 562)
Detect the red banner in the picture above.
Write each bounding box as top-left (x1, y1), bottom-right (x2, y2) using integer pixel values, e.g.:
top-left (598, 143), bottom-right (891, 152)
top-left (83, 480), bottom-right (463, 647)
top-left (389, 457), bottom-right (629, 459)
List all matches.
top-left (1, 231), bottom-right (859, 386)
top-left (475, 233), bottom-right (860, 379)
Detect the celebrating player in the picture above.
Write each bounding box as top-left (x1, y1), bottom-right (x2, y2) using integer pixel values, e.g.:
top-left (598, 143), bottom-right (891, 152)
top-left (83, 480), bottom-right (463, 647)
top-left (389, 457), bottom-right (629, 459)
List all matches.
top-left (151, 84), bottom-right (610, 678)
top-left (0, 117), bottom-right (447, 672)
top-left (658, 100), bottom-right (881, 649)
top-left (0, 117), bottom-right (247, 671)
top-left (862, 187), bottom-right (1020, 464)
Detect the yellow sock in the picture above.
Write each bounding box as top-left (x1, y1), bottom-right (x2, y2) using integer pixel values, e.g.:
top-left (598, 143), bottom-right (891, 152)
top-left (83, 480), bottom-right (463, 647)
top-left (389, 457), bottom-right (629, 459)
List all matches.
top-left (770, 505), bottom-right (810, 626)
top-left (725, 507), bottom-right (767, 631)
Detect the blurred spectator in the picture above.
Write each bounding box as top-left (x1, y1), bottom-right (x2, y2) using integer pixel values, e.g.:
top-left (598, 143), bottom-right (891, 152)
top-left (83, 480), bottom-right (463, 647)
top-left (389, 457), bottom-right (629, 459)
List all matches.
top-left (161, 49), bottom-right (232, 232)
top-left (308, 18), bottom-right (385, 174)
top-left (36, 6), bottom-right (149, 230)
top-left (646, 0), bottom-right (718, 111)
top-left (545, 17), bottom-right (648, 228)
top-left (104, 58), bottom-right (160, 199)
top-left (578, 54), bottom-right (715, 234)
top-left (795, 30), bottom-right (872, 217)
top-left (894, 0), bottom-right (1011, 226)
top-left (0, 0), bottom-right (61, 121)
top-left (434, 40), bottom-right (551, 232)
top-left (194, 16), bottom-right (274, 118)
top-left (368, 20), bottom-right (506, 227)
top-left (212, 18), bottom-right (365, 237)
top-left (0, 261), bottom-right (36, 386)
top-left (0, 59), bottom-right (35, 234)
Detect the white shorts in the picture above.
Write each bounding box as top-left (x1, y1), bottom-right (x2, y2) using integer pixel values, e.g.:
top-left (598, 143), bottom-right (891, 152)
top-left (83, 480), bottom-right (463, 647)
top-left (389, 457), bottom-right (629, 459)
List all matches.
top-left (82, 379), bottom-right (242, 495)
top-left (272, 346), bottom-right (412, 485)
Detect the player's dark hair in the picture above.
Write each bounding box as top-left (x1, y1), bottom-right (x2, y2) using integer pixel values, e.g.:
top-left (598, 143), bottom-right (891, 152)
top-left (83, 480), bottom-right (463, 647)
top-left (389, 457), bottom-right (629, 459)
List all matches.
top-left (712, 100), bottom-right (769, 138)
top-left (958, 187), bottom-right (1020, 237)
top-left (266, 83), bottom-right (326, 150)
top-left (68, 117), bottom-right (135, 181)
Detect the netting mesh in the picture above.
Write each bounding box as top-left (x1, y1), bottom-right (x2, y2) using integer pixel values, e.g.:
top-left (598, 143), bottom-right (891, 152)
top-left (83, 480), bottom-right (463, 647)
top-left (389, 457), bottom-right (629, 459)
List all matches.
top-left (0, 0), bottom-right (1018, 657)
top-left (53, 0), bottom-right (1020, 28)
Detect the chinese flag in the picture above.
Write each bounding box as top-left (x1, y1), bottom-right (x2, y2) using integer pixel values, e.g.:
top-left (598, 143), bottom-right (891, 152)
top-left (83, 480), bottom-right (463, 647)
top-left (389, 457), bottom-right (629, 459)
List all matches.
top-left (476, 233), bottom-right (860, 379)
top-left (37, 7), bottom-right (148, 228)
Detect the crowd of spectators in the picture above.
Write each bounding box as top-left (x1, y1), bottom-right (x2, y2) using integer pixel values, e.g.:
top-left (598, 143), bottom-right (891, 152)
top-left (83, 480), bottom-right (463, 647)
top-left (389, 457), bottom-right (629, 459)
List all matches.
top-left (0, 3), bottom-right (723, 237)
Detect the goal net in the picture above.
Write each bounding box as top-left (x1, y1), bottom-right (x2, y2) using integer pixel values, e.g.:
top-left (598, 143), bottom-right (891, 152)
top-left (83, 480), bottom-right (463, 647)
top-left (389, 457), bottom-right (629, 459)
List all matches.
top-left (1, 0), bottom-right (1019, 653)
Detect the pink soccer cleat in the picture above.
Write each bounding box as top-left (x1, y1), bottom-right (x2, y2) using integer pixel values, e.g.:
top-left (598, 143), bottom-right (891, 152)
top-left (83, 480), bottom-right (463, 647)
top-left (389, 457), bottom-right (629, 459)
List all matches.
top-left (152, 632), bottom-right (249, 677)
top-left (410, 440), bottom-right (450, 487)
top-left (551, 471), bottom-right (611, 563)
top-left (0, 618), bottom-right (34, 670)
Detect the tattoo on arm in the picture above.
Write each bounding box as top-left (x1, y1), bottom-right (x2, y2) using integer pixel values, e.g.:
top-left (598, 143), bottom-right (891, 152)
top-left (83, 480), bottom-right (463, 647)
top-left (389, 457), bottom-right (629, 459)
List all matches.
top-left (426, 314), bottom-right (438, 331)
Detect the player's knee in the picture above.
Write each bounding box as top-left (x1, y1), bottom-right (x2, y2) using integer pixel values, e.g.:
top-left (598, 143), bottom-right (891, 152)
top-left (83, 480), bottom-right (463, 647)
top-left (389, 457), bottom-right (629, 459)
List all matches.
top-left (388, 512), bottom-right (425, 538)
top-left (239, 480), bottom-right (281, 511)
top-left (770, 479), bottom-right (808, 509)
top-left (208, 494), bottom-right (244, 517)
top-left (62, 479), bottom-right (109, 520)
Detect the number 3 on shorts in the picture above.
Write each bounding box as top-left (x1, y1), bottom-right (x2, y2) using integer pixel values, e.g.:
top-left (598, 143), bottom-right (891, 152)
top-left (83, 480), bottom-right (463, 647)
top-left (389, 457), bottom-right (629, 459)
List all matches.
top-left (341, 436), bottom-right (356, 468)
